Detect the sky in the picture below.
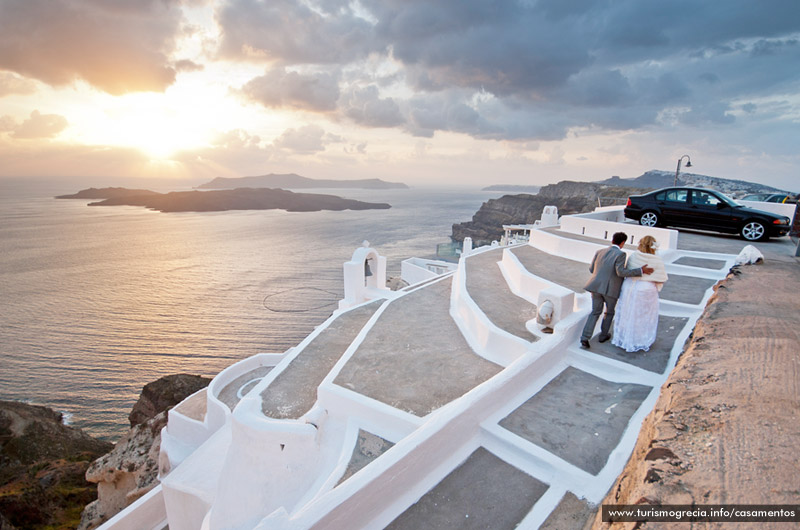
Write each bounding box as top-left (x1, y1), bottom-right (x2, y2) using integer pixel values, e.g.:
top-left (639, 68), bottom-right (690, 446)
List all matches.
top-left (0, 0), bottom-right (799, 190)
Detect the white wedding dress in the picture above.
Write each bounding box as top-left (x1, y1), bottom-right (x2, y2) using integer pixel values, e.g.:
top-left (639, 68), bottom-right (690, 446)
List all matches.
top-left (612, 278), bottom-right (660, 352)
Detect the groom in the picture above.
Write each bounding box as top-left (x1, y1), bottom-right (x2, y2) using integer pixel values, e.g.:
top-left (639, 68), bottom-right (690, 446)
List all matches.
top-left (580, 232), bottom-right (653, 349)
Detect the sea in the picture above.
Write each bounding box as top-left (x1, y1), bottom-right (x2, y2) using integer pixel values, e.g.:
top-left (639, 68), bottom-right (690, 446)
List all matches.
top-left (0, 178), bottom-right (503, 441)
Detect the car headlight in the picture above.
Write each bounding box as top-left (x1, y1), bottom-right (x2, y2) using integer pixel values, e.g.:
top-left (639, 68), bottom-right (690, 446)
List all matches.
top-left (772, 218), bottom-right (790, 225)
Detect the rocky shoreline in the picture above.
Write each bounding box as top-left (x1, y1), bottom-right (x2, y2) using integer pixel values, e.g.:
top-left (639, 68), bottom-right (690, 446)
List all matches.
top-left (0, 375), bottom-right (211, 530)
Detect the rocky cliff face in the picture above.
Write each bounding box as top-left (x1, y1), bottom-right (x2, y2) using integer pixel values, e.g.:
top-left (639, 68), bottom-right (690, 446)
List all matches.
top-left (0, 401), bottom-right (113, 529)
top-left (451, 183), bottom-right (644, 245)
top-left (79, 374), bottom-right (211, 530)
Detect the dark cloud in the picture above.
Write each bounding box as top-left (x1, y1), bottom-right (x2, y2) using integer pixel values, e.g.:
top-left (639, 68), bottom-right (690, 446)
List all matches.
top-left (239, 67), bottom-right (340, 112)
top-left (341, 86), bottom-right (404, 128)
top-left (0, 0), bottom-right (188, 94)
top-left (216, 0), bottom-right (376, 64)
top-left (10, 110), bottom-right (69, 139)
top-left (214, 0), bottom-right (800, 141)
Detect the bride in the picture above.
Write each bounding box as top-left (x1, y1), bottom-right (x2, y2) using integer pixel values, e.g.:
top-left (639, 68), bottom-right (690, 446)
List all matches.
top-left (612, 235), bottom-right (668, 352)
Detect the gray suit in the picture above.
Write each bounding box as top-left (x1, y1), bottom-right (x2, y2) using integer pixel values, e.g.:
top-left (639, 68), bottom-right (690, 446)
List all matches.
top-left (580, 245), bottom-right (643, 341)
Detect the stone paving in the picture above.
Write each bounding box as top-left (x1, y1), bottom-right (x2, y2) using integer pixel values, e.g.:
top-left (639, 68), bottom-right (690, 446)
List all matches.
top-left (465, 247), bottom-right (539, 341)
top-left (336, 430), bottom-right (395, 487)
top-left (261, 300), bottom-right (382, 419)
top-left (334, 277), bottom-right (502, 416)
top-left (499, 367), bottom-right (652, 475)
top-left (386, 448), bottom-right (548, 530)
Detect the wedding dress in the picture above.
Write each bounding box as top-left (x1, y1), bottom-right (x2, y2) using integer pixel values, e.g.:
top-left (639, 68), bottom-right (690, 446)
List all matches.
top-left (611, 250), bottom-right (667, 352)
top-left (611, 278), bottom-right (660, 352)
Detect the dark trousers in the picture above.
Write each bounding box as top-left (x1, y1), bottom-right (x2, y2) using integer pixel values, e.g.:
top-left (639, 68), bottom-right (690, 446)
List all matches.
top-left (581, 292), bottom-right (618, 341)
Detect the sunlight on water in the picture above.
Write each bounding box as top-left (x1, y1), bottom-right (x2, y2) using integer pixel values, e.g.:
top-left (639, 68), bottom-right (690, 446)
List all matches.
top-left (0, 180), bottom-right (501, 440)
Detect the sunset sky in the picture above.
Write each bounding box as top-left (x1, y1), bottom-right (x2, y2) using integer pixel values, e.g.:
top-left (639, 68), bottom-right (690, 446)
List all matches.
top-left (1, 0), bottom-right (798, 189)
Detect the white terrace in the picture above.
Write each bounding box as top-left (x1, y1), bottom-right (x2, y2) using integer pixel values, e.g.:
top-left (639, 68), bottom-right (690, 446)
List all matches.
top-left (100, 205), bottom-right (757, 530)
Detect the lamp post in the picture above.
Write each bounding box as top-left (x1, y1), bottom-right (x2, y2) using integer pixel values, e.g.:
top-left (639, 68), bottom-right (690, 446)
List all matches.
top-left (674, 154), bottom-right (692, 186)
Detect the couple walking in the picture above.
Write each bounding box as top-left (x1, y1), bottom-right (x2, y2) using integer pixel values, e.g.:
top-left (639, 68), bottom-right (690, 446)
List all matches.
top-left (580, 232), bottom-right (668, 352)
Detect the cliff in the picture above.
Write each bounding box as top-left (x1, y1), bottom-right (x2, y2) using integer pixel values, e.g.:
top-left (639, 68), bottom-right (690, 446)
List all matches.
top-left (0, 401), bottom-right (113, 530)
top-left (452, 183), bottom-right (643, 244)
top-left (197, 173), bottom-right (409, 190)
top-left (79, 374), bottom-right (211, 530)
top-left (59, 187), bottom-right (392, 213)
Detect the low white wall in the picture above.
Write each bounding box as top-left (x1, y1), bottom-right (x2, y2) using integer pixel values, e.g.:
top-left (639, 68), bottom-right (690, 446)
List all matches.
top-left (529, 229), bottom-right (602, 264)
top-left (449, 250), bottom-right (532, 367)
top-left (561, 207), bottom-right (679, 250)
top-left (738, 200), bottom-right (796, 219)
top-left (401, 257), bottom-right (456, 286)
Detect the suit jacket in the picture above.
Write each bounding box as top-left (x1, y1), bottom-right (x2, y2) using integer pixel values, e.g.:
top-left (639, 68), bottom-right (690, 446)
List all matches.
top-left (584, 245), bottom-right (643, 298)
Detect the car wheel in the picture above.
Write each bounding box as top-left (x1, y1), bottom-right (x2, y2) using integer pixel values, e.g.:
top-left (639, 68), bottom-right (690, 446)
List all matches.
top-left (639, 211), bottom-right (659, 227)
top-left (740, 220), bottom-right (766, 241)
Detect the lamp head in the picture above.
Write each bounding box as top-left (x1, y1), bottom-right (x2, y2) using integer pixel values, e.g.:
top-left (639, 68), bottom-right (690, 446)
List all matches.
top-left (685, 160), bottom-right (692, 168)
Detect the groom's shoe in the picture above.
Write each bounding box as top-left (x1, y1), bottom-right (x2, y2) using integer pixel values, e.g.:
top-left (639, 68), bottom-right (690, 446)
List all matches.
top-left (580, 339), bottom-right (591, 349)
top-left (598, 334), bottom-right (611, 343)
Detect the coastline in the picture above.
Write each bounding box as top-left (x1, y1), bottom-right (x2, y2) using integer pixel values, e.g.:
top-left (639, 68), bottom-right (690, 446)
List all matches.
top-left (592, 258), bottom-right (800, 529)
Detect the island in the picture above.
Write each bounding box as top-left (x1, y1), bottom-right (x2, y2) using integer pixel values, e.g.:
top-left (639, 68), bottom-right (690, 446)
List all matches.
top-left (56, 187), bottom-right (391, 213)
top-left (196, 173), bottom-right (409, 190)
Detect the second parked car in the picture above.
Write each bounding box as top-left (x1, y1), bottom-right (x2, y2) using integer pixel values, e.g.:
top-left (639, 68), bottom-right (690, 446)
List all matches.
top-left (624, 187), bottom-right (792, 241)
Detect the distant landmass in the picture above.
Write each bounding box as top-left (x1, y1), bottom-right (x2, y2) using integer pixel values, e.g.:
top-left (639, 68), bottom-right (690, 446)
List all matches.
top-left (56, 187), bottom-right (162, 200)
top-left (482, 185), bottom-right (541, 193)
top-left (57, 187), bottom-right (391, 213)
top-left (597, 170), bottom-right (790, 195)
top-left (197, 173), bottom-right (409, 190)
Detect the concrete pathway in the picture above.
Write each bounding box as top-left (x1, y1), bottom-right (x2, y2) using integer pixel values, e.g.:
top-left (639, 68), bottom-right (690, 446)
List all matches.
top-left (465, 248), bottom-right (539, 341)
top-left (334, 277), bottom-right (502, 416)
top-left (261, 300), bottom-right (381, 419)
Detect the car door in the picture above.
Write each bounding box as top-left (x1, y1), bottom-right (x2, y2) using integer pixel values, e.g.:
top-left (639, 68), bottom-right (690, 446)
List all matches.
top-left (687, 190), bottom-right (732, 230)
top-left (655, 188), bottom-right (690, 226)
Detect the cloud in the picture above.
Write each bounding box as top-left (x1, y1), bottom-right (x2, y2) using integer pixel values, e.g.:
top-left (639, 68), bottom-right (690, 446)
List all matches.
top-left (340, 86), bottom-right (404, 128)
top-left (239, 67), bottom-right (340, 112)
top-left (0, 0), bottom-right (189, 94)
top-left (272, 124), bottom-right (330, 154)
top-left (216, 0), bottom-right (376, 64)
top-left (0, 71), bottom-right (37, 97)
top-left (8, 110), bottom-right (69, 139)
top-left (212, 0), bottom-right (800, 144)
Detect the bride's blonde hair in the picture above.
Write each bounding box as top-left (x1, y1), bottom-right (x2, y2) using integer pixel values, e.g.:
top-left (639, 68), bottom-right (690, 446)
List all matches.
top-left (638, 235), bottom-right (657, 254)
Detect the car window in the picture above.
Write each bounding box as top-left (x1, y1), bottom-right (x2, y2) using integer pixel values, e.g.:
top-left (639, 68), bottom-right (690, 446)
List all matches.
top-left (664, 190), bottom-right (688, 202)
top-left (691, 190), bottom-right (723, 207)
top-left (766, 195), bottom-right (786, 203)
top-left (655, 192), bottom-right (666, 201)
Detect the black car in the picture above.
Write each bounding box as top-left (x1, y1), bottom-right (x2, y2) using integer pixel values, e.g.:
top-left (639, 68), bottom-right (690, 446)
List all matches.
top-left (624, 187), bottom-right (792, 241)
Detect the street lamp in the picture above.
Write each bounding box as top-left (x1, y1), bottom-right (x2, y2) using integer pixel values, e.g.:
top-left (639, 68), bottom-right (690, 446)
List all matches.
top-left (674, 154), bottom-right (692, 186)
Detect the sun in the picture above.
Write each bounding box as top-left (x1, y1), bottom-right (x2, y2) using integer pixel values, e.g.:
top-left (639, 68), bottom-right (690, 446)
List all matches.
top-left (104, 96), bottom-right (208, 160)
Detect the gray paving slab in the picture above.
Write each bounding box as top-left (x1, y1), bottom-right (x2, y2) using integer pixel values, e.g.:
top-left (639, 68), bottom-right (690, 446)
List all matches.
top-left (385, 447), bottom-right (548, 530)
top-left (334, 278), bottom-right (502, 417)
top-left (539, 491), bottom-right (595, 530)
top-left (675, 228), bottom-right (796, 262)
top-left (261, 301), bottom-right (382, 419)
top-left (336, 430), bottom-right (395, 486)
top-left (509, 244), bottom-right (588, 293)
top-left (499, 367), bottom-right (651, 475)
top-left (465, 248), bottom-right (539, 341)
top-left (586, 316), bottom-right (689, 374)
top-left (672, 256), bottom-right (727, 269)
top-left (218, 366), bottom-right (273, 410)
top-left (658, 274), bottom-right (717, 305)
